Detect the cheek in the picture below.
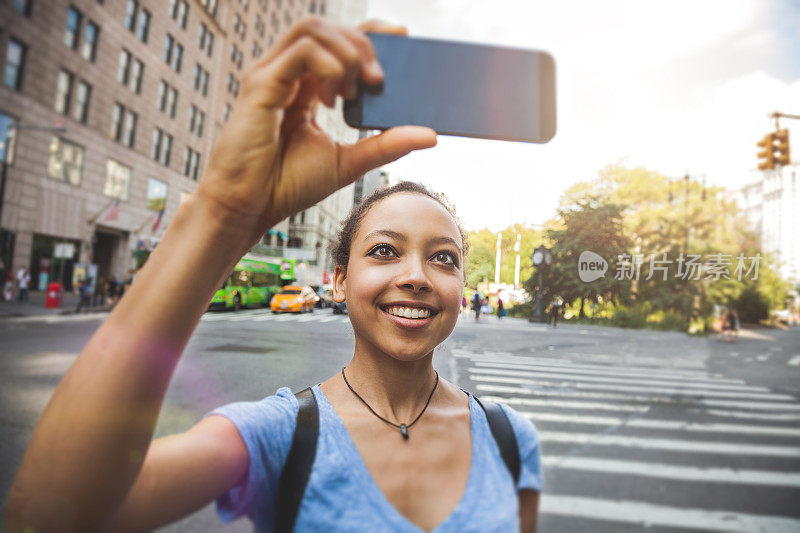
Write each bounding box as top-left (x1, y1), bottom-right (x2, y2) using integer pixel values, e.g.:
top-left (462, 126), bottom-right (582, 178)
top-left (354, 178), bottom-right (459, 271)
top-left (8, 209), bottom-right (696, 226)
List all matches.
top-left (346, 264), bottom-right (389, 304)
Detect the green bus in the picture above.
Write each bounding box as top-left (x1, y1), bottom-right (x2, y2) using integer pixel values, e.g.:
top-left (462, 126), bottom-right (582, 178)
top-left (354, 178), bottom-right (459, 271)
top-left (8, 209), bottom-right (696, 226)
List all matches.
top-left (209, 253), bottom-right (284, 311)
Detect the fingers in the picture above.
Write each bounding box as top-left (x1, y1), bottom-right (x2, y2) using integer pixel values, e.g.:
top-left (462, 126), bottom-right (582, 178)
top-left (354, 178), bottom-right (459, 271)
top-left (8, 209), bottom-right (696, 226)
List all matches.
top-left (357, 19), bottom-right (408, 36)
top-left (249, 36), bottom-right (343, 108)
top-left (338, 127), bottom-right (437, 183)
top-left (254, 17), bottom-right (382, 106)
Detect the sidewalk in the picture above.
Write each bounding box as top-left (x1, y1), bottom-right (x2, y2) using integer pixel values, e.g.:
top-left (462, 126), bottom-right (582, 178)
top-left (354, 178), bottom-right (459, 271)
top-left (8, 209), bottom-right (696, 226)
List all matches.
top-left (0, 290), bottom-right (110, 319)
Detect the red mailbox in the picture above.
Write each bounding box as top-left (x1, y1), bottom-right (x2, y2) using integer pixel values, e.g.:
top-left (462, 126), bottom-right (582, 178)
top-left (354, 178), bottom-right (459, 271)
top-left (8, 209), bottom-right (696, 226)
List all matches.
top-left (45, 282), bottom-right (63, 308)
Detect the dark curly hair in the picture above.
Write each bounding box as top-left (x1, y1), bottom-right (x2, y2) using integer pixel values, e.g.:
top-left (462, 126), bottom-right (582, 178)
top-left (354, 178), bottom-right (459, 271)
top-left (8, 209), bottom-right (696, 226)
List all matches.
top-left (329, 181), bottom-right (469, 269)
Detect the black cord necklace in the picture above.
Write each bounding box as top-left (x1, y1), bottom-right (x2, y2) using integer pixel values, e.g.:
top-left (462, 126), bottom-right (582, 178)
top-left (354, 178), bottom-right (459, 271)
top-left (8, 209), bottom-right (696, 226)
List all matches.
top-left (341, 367), bottom-right (439, 441)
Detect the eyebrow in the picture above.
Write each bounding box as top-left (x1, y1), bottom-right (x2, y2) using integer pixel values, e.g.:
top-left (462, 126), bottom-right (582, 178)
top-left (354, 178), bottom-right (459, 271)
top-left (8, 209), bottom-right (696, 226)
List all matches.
top-left (363, 230), bottom-right (462, 252)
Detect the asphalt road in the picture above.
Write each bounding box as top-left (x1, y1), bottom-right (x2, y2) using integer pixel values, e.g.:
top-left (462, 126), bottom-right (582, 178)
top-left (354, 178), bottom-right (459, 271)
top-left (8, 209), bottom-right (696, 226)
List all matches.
top-left (1, 308), bottom-right (799, 532)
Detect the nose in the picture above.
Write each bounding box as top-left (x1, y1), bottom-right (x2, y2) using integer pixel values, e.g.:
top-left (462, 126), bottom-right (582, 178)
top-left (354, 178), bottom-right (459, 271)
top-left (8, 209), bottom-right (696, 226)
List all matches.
top-left (396, 254), bottom-right (432, 293)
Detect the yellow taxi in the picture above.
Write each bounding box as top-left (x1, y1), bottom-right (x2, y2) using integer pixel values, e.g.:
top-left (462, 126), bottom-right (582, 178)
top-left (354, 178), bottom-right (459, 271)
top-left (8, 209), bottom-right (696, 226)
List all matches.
top-left (270, 285), bottom-right (316, 313)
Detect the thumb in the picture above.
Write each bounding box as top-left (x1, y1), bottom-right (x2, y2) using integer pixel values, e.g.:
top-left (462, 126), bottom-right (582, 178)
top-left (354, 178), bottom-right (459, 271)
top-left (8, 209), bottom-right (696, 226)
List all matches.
top-left (337, 126), bottom-right (437, 182)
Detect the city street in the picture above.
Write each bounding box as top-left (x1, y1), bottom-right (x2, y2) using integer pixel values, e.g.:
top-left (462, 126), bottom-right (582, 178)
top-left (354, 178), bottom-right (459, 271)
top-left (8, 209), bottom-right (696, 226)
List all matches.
top-left (2, 310), bottom-right (799, 532)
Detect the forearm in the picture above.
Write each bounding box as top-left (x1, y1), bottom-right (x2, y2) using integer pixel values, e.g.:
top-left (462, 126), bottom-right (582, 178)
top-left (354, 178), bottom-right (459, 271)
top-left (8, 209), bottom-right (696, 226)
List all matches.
top-left (5, 191), bottom-right (263, 531)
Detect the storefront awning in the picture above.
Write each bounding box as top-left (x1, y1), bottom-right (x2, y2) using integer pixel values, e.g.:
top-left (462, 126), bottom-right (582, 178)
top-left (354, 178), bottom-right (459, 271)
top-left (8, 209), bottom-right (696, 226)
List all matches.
top-left (278, 231), bottom-right (287, 240)
top-left (268, 228), bottom-right (276, 235)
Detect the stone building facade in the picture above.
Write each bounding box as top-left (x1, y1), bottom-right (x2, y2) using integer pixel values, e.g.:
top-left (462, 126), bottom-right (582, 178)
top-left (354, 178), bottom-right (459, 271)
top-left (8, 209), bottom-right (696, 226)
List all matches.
top-left (0, 0), bottom-right (365, 290)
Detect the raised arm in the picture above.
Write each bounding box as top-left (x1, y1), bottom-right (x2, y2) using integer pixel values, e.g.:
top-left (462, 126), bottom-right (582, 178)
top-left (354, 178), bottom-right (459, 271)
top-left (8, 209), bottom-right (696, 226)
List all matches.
top-left (3, 17), bottom-right (436, 532)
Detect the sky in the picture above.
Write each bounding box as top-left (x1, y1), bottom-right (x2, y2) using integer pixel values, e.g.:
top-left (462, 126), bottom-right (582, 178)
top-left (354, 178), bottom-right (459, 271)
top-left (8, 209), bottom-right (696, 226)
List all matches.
top-left (364, 0), bottom-right (800, 232)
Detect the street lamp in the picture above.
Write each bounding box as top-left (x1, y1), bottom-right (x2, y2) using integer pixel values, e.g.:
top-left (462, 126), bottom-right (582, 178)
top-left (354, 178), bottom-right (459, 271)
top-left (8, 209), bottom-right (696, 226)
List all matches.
top-left (530, 245), bottom-right (552, 323)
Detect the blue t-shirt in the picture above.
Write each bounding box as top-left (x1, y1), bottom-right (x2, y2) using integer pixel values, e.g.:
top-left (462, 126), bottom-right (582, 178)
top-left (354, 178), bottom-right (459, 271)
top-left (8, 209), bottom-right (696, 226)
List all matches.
top-left (207, 385), bottom-right (542, 532)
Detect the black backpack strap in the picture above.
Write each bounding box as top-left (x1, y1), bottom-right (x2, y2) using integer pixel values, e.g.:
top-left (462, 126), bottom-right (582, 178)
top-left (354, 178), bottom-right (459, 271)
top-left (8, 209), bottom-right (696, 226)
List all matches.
top-left (474, 395), bottom-right (521, 486)
top-left (275, 387), bottom-right (319, 533)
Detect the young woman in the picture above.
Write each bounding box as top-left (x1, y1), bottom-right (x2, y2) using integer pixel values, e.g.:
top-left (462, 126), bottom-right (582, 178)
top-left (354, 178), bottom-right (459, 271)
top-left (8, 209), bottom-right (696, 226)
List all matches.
top-left (4, 18), bottom-right (540, 533)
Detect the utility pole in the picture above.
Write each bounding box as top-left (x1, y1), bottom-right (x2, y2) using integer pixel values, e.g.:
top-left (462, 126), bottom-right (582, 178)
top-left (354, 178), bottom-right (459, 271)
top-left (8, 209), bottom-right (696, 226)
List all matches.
top-left (513, 233), bottom-right (522, 287)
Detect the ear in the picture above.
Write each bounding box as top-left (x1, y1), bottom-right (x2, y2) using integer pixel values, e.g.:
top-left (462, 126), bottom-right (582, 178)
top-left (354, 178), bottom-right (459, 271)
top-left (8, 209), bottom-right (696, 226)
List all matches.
top-left (333, 265), bottom-right (347, 303)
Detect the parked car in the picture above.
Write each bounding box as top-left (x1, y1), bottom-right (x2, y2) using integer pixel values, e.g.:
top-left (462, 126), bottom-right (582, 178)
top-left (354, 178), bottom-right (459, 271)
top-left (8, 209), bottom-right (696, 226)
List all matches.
top-left (315, 288), bottom-right (333, 308)
top-left (332, 300), bottom-right (347, 314)
top-left (270, 285), bottom-right (316, 313)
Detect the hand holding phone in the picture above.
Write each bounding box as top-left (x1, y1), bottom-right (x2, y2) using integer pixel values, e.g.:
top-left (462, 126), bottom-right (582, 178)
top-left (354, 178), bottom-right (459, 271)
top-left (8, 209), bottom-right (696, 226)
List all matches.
top-left (345, 33), bottom-right (556, 144)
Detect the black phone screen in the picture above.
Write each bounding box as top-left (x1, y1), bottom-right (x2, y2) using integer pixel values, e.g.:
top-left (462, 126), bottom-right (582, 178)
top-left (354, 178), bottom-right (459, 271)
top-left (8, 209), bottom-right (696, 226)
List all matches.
top-left (345, 33), bottom-right (556, 143)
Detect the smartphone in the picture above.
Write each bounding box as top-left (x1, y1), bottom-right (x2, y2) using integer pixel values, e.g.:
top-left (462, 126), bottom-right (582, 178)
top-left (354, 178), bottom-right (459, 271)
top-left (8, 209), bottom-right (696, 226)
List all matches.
top-left (344, 33), bottom-right (556, 144)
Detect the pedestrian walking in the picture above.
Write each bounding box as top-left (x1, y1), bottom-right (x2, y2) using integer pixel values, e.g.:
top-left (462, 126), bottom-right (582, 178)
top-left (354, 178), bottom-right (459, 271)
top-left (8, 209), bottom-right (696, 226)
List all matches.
top-left (548, 299), bottom-right (559, 328)
top-left (472, 290), bottom-right (483, 321)
top-left (3, 270), bottom-right (15, 302)
top-left (497, 297), bottom-right (505, 319)
top-left (6, 18), bottom-right (540, 533)
top-left (15, 266), bottom-right (30, 303)
top-left (75, 278), bottom-right (92, 313)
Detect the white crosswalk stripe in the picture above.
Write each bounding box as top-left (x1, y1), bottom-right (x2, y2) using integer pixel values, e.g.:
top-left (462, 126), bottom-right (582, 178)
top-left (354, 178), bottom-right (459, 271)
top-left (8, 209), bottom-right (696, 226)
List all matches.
top-left (540, 495), bottom-right (800, 532)
top-left (457, 348), bottom-right (800, 530)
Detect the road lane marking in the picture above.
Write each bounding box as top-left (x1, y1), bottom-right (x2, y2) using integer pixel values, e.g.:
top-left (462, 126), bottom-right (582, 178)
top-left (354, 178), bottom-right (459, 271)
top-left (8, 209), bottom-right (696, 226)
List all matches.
top-left (469, 364), bottom-right (763, 392)
top-left (252, 314), bottom-right (278, 321)
top-left (519, 411), bottom-right (800, 437)
top-left (479, 394), bottom-right (648, 413)
top-left (470, 359), bottom-right (746, 385)
top-left (474, 383), bottom-right (800, 411)
top-left (456, 351), bottom-right (714, 378)
top-left (469, 373), bottom-right (794, 401)
top-left (542, 456), bottom-right (800, 487)
top-left (703, 409), bottom-right (800, 421)
top-left (788, 355), bottom-right (800, 366)
top-left (540, 494), bottom-right (800, 532)
top-left (318, 315), bottom-right (343, 322)
top-left (539, 431), bottom-right (800, 457)
top-left (227, 313), bottom-right (269, 321)
top-left (273, 314), bottom-right (301, 321)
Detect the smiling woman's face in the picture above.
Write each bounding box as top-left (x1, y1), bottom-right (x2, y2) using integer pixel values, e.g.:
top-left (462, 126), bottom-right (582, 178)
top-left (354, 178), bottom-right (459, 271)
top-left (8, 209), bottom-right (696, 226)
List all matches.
top-left (334, 192), bottom-right (465, 362)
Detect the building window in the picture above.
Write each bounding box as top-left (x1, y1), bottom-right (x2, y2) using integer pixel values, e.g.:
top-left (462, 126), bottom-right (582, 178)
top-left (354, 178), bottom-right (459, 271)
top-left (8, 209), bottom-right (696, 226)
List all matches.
top-left (137, 9), bottom-right (150, 43)
top-left (173, 43), bottom-right (183, 72)
top-left (110, 104), bottom-right (136, 148)
top-left (201, 70), bottom-right (209, 96)
top-left (0, 113), bottom-right (17, 163)
top-left (54, 69), bottom-right (74, 115)
top-left (151, 128), bottom-right (172, 166)
top-left (166, 86), bottom-right (178, 117)
top-left (163, 34), bottom-right (174, 63)
top-left (47, 137), bottom-right (84, 186)
top-left (124, 0), bottom-right (138, 32)
top-left (73, 80), bottom-right (91, 123)
top-left (147, 178), bottom-right (168, 211)
top-left (198, 24), bottom-right (214, 57)
top-left (122, 110), bottom-right (137, 148)
top-left (104, 159), bottom-right (131, 201)
top-left (13, 0), bottom-right (32, 16)
top-left (65, 7), bottom-right (82, 50)
top-left (164, 36), bottom-right (183, 72)
top-left (130, 59), bottom-right (144, 94)
top-left (118, 49), bottom-right (131, 84)
top-left (189, 105), bottom-right (205, 137)
top-left (183, 147), bottom-right (200, 180)
top-left (170, 0), bottom-right (188, 29)
top-left (81, 21), bottom-right (99, 61)
top-left (110, 103), bottom-right (123, 140)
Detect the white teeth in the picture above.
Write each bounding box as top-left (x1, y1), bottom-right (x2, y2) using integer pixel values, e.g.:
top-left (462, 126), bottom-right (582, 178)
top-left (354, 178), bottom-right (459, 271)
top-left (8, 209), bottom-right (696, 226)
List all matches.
top-left (385, 306), bottom-right (432, 319)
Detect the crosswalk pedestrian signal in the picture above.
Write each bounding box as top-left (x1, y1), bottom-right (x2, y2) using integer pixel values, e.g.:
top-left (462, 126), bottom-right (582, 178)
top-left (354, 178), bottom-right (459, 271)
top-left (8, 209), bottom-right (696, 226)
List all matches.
top-left (774, 129), bottom-right (790, 166)
top-left (757, 132), bottom-right (775, 171)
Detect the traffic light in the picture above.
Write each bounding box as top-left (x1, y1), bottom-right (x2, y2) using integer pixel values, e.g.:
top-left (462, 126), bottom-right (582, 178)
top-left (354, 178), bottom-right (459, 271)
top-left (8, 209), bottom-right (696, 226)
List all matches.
top-left (774, 129), bottom-right (790, 166)
top-left (757, 133), bottom-right (775, 170)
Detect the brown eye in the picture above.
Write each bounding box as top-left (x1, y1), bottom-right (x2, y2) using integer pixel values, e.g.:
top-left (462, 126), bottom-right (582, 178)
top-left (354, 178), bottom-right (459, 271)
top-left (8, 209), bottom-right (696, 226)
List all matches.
top-left (432, 251), bottom-right (457, 266)
top-left (369, 244), bottom-right (397, 258)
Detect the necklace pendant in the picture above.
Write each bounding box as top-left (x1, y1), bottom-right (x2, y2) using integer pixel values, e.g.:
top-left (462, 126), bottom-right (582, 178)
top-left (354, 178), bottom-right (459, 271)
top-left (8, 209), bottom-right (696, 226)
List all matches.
top-left (400, 424), bottom-right (409, 440)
